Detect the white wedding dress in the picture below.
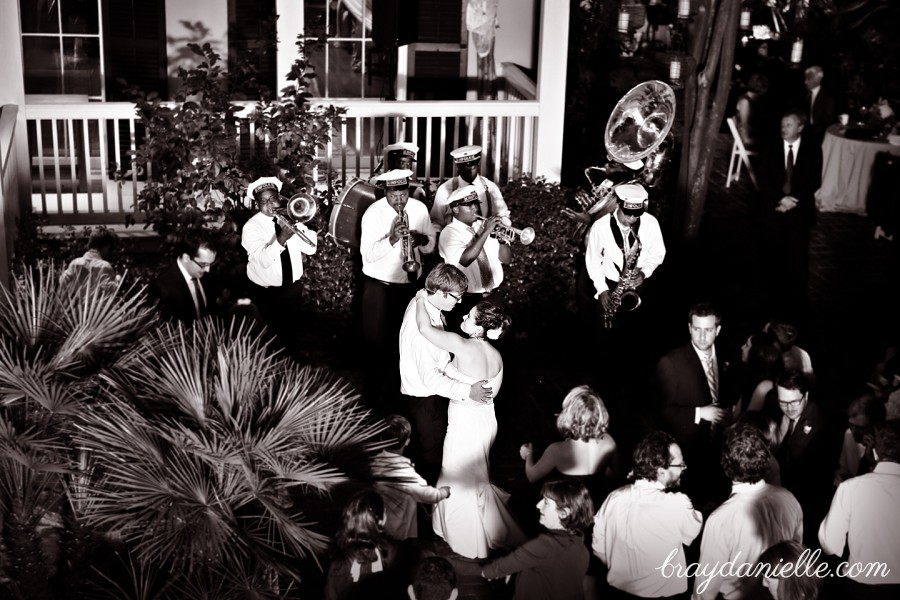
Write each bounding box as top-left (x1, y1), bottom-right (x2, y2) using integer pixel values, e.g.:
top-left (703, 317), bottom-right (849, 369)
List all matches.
top-left (432, 363), bottom-right (527, 559)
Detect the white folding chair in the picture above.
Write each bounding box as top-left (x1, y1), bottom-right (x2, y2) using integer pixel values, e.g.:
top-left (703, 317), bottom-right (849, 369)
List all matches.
top-left (726, 117), bottom-right (759, 189)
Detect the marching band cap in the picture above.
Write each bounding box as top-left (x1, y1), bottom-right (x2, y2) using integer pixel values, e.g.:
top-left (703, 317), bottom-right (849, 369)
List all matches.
top-left (376, 169), bottom-right (414, 190)
top-left (615, 183), bottom-right (649, 213)
top-left (448, 184), bottom-right (480, 207)
top-left (385, 142), bottom-right (419, 160)
top-left (246, 176), bottom-right (284, 203)
top-left (450, 145), bottom-right (482, 164)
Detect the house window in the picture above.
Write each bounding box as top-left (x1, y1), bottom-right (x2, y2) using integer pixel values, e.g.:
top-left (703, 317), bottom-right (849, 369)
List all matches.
top-left (304, 1), bottom-right (392, 99)
top-left (20, 0), bottom-right (104, 98)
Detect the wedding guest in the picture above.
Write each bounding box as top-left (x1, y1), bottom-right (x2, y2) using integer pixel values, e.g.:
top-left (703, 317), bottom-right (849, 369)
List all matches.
top-left (764, 318), bottom-right (814, 381)
top-left (819, 420), bottom-right (900, 599)
top-left (592, 431), bottom-right (702, 599)
top-left (834, 394), bottom-right (886, 485)
top-left (408, 556), bottom-right (459, 600)
top-left (758, 540), bottom-right (824, 600)
top-left (735, 72), bottom-right (774, 145)
top-left (371, 415), bottom-right (451, 540)
top-left (148, 230), bottom-right (218, 324)
top-left (738, 330), bottom-right (784, 416)
top-left (482, 480), bottom-right (594, 600)
top-left (520, 385), bottom-right (617, 489)
top-left (325, 489), bottom-right (403, 600)
top-left (694, 426), bottom-right (802, 600)
top-left (60, 228), bottom-right (120, 292)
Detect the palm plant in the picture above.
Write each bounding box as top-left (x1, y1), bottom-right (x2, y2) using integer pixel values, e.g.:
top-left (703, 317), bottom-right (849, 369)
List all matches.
top-left (74, 317), bottom-right (384, 594)
top-left (0, 265), bottom-right (156, 598)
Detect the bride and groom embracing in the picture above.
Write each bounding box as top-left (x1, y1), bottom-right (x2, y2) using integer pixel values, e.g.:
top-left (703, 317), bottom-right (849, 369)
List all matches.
top-left (398, 263), bottom-right (526, 559)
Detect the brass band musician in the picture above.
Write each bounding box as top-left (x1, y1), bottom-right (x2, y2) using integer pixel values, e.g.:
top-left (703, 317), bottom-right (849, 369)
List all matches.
top-left (241, 176), bottom-right (318, 357)
top-left (370, 142), bottom-right (427, 202)
top-left (359, 169), bottom-right (435, 409)
top-left (430, 145), bottom-right (511, 233)
top-left (438, 184), bottom-right (507, 332)
top-left (585, 183), bottom-right (665, 324)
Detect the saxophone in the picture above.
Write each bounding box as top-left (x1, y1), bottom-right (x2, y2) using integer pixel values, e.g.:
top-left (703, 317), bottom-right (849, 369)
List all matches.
top-left (603, 230), bottom-right (642, 329)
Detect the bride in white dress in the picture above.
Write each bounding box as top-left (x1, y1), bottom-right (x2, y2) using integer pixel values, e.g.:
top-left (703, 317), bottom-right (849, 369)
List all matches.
top-left (414, 292), bottom-right (527, 559)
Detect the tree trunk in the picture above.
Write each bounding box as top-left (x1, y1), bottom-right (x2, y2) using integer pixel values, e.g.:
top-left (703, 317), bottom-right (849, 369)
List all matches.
top-left (678, 0), bottom-right (741, 240)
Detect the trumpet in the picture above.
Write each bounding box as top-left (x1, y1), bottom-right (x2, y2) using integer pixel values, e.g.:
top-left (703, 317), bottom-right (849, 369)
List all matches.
top-left (274, 193), bottom-right (317, 246)
top-left (475, 216), bottom-right (536, 245)
top-left (397, 209), bottom-right (420, 273)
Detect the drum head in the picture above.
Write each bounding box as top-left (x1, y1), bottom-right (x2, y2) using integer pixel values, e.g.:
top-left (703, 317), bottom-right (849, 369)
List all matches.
top-left (328, 178), bottom-right (379, 250)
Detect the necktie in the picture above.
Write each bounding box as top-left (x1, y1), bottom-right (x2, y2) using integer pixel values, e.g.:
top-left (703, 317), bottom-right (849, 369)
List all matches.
top-left (783, 145), bottom-right (794, 195)
top-left (274, 218), bottom-right (294, 286)
top-left (702, 355), bottom-right (719, 405)
top-left (191, 277), bottom-right (206, 317)
top-left (807, 91), bottom-right (814, 124)
top-left (467, 226), bottom-right (495, 291)
top-left (785, 418), bottom-right (795, 442)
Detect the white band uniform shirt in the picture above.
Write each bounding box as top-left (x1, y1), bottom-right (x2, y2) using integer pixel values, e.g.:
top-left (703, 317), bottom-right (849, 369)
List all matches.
top-left (431, 174), bottom-right (510, 232)
top-left (360, 197), bottom-right (434, 283)
top-left (177, 259), bottom-right (207, 317)
top-left (584, 211), bottom-right (666, 298)
top-left (438, 218), bottom-right (504, 294)
top-left (242, 210), bottom-right (317, 287)
top-left (398, 295), bottom-right (471, 401)
top-left (593, 479), bottom-right (703, 598)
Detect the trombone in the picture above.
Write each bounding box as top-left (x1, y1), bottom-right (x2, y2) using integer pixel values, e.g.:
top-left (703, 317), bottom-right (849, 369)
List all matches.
top-left (274, 193), bottom-right (317, 246)
top-left (475, 216), bottom-right (536, 245)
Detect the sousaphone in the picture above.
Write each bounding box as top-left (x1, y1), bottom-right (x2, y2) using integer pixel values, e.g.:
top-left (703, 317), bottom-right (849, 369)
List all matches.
top-left (568, 80), bottom-right (676, 237)
top-left (604, 80), bottom-right (676, 168)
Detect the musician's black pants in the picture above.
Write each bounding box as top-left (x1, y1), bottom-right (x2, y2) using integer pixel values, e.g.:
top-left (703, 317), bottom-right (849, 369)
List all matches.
top-left (361, 277), bottom-right (415, 413)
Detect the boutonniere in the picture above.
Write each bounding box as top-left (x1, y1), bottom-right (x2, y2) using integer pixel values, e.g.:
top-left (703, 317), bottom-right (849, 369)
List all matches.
top-left (803, 424), bottom-right (812, 435)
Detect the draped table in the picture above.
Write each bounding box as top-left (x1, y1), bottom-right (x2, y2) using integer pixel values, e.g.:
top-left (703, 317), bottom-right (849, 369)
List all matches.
top-left (817, 124), bottom-right (900, 215)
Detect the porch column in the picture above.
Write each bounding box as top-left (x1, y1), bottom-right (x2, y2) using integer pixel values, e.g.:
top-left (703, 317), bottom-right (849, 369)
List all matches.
top-left (534, 0), bottom-right (569, 183)
top-left (276, 0), bottom-right (305, 93)
top-left (0, 0), bottom-right (31, 286)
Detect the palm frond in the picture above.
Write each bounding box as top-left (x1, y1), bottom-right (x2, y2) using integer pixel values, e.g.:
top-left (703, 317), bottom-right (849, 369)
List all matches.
top-left (0, 343), bottom-right (80, 416)
top-left (0, 263), bottom-right (65, 351)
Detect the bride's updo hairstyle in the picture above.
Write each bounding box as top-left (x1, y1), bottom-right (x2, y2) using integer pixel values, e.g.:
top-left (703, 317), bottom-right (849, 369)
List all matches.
top-left (557, 385), bottom-right (610, 441)
top-left (474, 301), bottom-right (512, 340)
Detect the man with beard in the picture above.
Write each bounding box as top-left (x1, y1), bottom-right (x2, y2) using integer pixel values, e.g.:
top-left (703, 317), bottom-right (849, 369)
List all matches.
top-left (592, 431), bottom-right (702, 600)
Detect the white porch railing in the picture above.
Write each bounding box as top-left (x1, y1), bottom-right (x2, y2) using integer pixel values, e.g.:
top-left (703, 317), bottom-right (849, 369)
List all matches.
top-left (1, 105), bottom-right (21, 285)
top-left (22, 99), bottom-right (540, 225)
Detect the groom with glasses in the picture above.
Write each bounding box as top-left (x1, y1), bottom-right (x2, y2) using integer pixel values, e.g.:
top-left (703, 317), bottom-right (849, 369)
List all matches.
top-left (398, 263), bottom-right (493, 485)
top-left (148, 230), bottom-right (218, 324)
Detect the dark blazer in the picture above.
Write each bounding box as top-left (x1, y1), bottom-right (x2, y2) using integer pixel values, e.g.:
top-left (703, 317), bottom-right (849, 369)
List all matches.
top-left (758, 136), bottom-right (823, 232)
top-left (147, 263), bottom-right (216, 323)
top-left (656, 342), bottom-right (739, 452)
top-left (776, 400), bottom-right (828, 494)
top-left (807, 88), bottom-right (836, 143)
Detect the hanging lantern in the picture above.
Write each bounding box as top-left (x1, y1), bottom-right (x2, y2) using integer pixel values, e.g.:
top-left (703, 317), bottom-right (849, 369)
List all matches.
top-left (669, 54), bottom-right (683, 87)
top-left (618, 9), bottom-right (630, 34)
top-left (740, 8), bottom-right (751, 30)
top-left (677, 0), bottom-right (691, 19)
top-left (790, 39), bottom-right (804, 64)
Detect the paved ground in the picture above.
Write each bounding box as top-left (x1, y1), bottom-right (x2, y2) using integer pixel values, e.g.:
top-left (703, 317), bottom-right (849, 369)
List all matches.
top-left (304, 132), bottom-right (898, 599)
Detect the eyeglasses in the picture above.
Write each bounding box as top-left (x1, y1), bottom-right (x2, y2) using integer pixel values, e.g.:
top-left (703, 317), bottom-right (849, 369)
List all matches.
top-left (445, 291), bottom-right (463, 302)
top-left (668, 463), bottom-right (687, 469)
top-left (778, 395), bottom-right (806, 408)
top-left (190, 257), bottom-right (214, 270)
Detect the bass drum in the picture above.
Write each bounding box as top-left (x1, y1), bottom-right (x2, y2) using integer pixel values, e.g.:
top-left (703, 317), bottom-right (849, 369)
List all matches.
top-left (328, 177), bottom-right (378, 251)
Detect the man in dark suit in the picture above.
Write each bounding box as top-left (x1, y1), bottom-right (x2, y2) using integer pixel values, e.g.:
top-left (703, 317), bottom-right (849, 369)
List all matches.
top-left (656, 303), bottom-right (738, 509)
top-left (773, 369), bottom-right (831, 547)
top-left (148, 230), bottom-right (218, 324)
top-left (802, 65), bottom-right (836, 146)
top-left (758, 109), bottom-right (823, 322)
